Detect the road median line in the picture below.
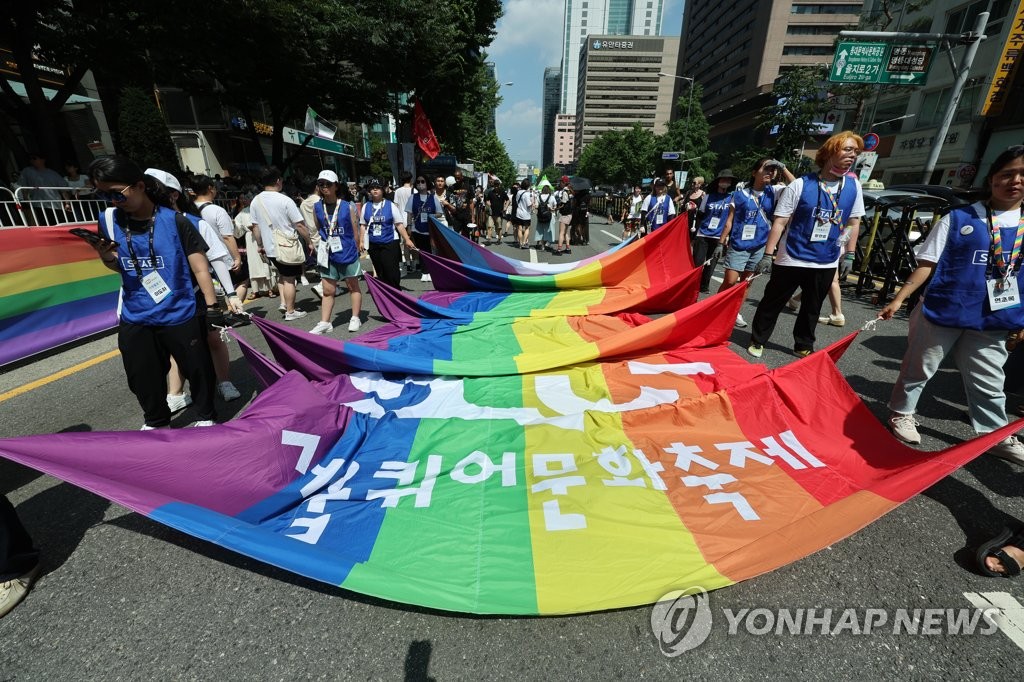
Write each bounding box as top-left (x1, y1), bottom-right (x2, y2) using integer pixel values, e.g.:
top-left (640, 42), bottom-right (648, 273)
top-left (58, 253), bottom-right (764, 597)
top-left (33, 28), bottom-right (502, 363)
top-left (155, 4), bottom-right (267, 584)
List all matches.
top-left (0, 349), bottom-right (121, 404)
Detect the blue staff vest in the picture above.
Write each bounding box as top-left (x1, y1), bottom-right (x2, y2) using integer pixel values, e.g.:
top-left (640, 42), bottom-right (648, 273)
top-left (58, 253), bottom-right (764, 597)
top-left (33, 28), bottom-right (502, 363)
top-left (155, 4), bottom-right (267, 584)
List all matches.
top-left (697, 192), bottom-right (732, 238)
top-left (784, 174), bottom-right (859, 263)
top-left (646, 195), bottom-right (672, 231)
top-left (410, 193), bottom-right (440, 234)
top-left (728, 186), bottom-right (777, 251)
top-left (100, 205), bottom-right (197, 326)
top-left (316, 201), bottom-right (359, 264)
top-left (362, 201), bottom-right (396, 244)
top-left (922, 205), bottom-right (1024, 331)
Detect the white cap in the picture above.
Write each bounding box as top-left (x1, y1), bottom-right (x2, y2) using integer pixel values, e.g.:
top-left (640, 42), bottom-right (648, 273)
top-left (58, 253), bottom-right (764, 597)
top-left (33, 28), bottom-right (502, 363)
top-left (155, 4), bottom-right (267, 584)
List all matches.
top-left (317, 169), bottom-right (339, 183)
top-left (445, 176), bottom-right (456, 187)
top-left (144, 168), bottom-right (182, 193)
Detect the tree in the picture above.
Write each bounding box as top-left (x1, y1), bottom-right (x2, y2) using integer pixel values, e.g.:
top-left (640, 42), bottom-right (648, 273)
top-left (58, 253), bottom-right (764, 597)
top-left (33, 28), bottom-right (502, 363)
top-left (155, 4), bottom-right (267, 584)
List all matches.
top-left (116, 87), bottom-right (180, 172)
top-left (655, 81), bottom-right (716, 181)
top-left (756, 66), bottom-right (831, 168)
top-left (726, 145), bottom-right (774, 179)
top-left (577, 123), bottom-right (657, 186)
top-left (465, 131), bottom-right (516, 186)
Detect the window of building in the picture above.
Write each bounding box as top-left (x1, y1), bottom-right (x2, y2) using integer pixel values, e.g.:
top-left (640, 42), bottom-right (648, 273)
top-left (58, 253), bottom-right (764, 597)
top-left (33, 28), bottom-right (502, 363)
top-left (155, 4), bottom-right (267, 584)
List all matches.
top-left (945, 0), bottom-right (1011, 33)
top-left (786, 24), bottom-right (853, 35)
top-left (782, 45), bottom-right (835, 56)
top-left (790, 4), bottom-right (862, 14)
top-left (917, 84), bottom-right (981, 127)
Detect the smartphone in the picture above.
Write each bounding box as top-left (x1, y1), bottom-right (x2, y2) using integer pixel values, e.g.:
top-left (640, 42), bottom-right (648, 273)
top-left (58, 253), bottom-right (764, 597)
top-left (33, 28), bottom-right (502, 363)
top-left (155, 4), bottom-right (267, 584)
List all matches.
top-left (69, 228), bottom-right (116, 248)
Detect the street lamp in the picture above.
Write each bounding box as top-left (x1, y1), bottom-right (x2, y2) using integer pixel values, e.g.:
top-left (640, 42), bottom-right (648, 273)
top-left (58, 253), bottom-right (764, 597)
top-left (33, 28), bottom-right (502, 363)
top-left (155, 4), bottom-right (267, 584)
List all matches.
top-left (869, 113), bottom-right (915, 129)
top-left (658, 72), bottom-right (696, 157)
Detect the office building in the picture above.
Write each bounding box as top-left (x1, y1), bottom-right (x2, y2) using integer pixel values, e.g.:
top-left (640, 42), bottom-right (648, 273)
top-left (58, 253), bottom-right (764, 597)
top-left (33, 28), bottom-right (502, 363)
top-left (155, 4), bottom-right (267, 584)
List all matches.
top-left (675, 0), bottom-right (865, 154)
top-left (543, 66), bottom-right (562, 169)
top-left (560, 0), bottom-right (666, 115)
top-left (554, 114), bottom-right (576, 165)
top-left (574, 35), bottom-right (680, 157)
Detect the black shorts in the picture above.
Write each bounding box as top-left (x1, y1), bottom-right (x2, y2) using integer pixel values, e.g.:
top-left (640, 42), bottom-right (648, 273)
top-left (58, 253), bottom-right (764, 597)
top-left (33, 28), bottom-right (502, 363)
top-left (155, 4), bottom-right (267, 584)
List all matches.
top-left (270, 258), bottom-right (304, 278)
top-left (230, 253), bottom-right (250, 285)
top-left (511, 216), bottom-right (531, 227)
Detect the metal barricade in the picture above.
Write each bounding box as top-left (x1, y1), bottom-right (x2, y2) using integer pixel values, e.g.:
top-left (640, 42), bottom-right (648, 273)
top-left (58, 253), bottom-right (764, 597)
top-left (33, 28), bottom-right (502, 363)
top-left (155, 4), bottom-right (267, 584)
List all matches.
top-left (0, 187), bottom-right (22, 227)
top-left (12, 186), bottom-right (107, 227)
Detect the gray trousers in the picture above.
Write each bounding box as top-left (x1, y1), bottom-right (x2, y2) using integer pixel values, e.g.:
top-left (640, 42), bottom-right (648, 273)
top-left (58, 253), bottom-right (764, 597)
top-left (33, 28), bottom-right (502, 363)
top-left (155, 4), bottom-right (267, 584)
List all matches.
top-left (888, 305), bottom-right (1009, 434)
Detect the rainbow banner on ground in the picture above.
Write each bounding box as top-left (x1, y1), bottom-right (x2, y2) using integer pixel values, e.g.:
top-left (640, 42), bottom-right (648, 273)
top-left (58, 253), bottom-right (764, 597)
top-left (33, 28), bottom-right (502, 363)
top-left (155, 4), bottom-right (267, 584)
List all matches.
top-left (428, 219), bottom-right (635, 275)
top-left (0, 349), bottom-right (1013, 615)
top-left (0, 225), bottom-right (120, 366)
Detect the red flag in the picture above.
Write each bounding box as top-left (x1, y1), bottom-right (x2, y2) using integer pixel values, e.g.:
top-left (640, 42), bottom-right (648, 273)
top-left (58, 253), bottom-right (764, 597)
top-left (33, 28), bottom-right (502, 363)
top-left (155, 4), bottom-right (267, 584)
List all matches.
top-left (413, 100), bottom-right (441, 159)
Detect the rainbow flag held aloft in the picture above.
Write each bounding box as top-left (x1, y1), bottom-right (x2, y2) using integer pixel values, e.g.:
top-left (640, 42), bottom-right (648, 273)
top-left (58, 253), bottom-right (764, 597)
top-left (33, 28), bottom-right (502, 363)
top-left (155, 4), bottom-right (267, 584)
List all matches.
top-left (428, 219), bottom-right (636, 276)
top-left (248, 282), bottom-right (744, 381)
top-left (422, 216), bottom-right (694, 292)
top-left (0, 349), bottom-right (1014, 615)
top-left (0, 226), bottom-right (120, 366)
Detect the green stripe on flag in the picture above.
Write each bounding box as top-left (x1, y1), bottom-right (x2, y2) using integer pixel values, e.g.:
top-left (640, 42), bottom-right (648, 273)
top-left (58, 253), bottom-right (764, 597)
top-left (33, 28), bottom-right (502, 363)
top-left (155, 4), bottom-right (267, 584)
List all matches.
top-left (0, 274), bottom-right (120, 321)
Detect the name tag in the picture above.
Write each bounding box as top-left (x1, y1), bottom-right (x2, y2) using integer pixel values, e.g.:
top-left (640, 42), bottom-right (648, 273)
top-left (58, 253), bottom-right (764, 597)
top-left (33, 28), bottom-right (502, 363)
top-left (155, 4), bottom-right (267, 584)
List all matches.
top-left (741, 223), bottom-right (757, 241)
top-left (141, 271), bottom-right (170, 304)
top-left (419, 212), bottom-right (428, 223)
top-left (708, 217), bottom-right (720, 231)
top-left (987, 278), bottom-right (1021, 311)
top-left (810, 221), bottom-right (831, 242)
top-left (328, 236), bottom-right (343, 252)
top-left (371, 224), bottom-right (383, 237)
top-left (656, 212), bottom-right (665, 225)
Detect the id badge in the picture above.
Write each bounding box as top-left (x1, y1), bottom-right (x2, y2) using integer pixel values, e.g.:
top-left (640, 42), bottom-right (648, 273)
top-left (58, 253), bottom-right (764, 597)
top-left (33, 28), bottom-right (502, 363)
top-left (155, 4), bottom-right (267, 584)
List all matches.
top-left (372, 224), bottom-right (382, 237)
top-left (656, 213), bottom-right (665, 225)
top-left (810, 221), bottom-right (831, 242)
top-left (328, 236), bottom-right (343, 252)
top-left (141, 271), bottom-right (170, 303)
top-left (987, 278), bottom-right (1021, 311)
top-left (419, 212), bottom-right (428, 224)
top-left (741, 223), bottom-right (757, 241)
top-left (708, 217), bottom-right (721, 231)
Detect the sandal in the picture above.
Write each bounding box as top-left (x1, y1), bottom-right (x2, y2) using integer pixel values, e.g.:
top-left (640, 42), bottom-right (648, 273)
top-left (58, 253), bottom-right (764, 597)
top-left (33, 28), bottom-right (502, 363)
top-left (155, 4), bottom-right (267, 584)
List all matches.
top-left (976, 524), bottom-right (1024, 577)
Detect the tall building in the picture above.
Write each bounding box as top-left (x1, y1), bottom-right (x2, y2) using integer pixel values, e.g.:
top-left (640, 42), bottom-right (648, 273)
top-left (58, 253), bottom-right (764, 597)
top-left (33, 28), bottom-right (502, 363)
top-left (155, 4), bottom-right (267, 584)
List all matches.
top-left (575, 36), bottom-right (680, 157)
top-left (675, 0), bottom-right (865, 154)
top-left (560, 0), bottom-right (666, 115)
top-left (484, 61), bottom-right (498, 133)
top-left (542, 66), bottom-right (562, 169)
top-left (554, 114), bottom-right (576, 165)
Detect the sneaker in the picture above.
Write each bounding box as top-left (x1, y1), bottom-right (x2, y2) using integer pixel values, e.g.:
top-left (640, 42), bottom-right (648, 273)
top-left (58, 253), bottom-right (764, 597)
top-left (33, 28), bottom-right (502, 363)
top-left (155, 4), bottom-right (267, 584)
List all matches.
top-left (192, 420), bottom-right (215, 427)
top-left (312, 283), bottom-right (323, 300)
top-left (278, 303), bottom-right (287, 313)
top-left (140, 424), bottom-right (158, 431)
top-left (348, 317), bottom-right (362, 332)
top-left (795, 349), bottom-right (812, 358)
top-left (300, 275), bottom-right (310, 286)
top-left (786, 297), bottom-right (800, 312)
top-left (0, 563), bottom-right (41, 618)
top-left (735, 313), bottom-right (748, 328)
top-left (988, 436), bottom-right (1024, 466)
top-left (818, 314), bottom-right (846, 327)
top-left (420, 273), bottom-right (432, 283)
top-left (284, 310), bottom-right (307, 321)
top-left (309, 321), bottom-right (334, 335)
top-left (166, 392), bottom-right (192, 413)
top-left (217, 381), bottom-right (241, 401)
top-left (889, 413), bottom-right (922, 444)
top-left (747, 344), bottom-right (764, 358)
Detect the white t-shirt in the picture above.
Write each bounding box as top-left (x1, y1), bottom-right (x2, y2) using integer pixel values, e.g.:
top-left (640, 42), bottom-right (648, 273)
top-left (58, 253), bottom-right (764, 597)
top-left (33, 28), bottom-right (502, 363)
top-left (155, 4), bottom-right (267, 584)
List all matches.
top-left (916, 202), bottom-right (1022, 264)
top-left (393, 185), bottom-right (413, 223)
top-left (515, 189), bottom-right (534, 220)
top-left (537, 192), bottom-right (556, 216)
top-left (359, 201), bottom-right (405, 242)
top-left (641, 194), bottom-right (677, 227)
top-left (774, 177), bottom-right (865, 269)
top-left (405, 192), bottom-right (444, 232)
top-left (627, 194), bottom-right (644, 218)
top-left (250, 190), bottom-right (304, 258)
top-left (198, 201), bottom-right (236, 238)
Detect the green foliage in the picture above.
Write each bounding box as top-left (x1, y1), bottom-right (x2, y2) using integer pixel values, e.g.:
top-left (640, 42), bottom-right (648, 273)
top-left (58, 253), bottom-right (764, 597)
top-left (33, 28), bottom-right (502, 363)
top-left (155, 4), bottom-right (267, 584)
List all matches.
top-left (655, 81), bottom-right (716, 181)
top-left (116, 87), bottom-right (180, 172)
top-left (756, 66), bottom-right (831, 167)
top-left (465, 131), bottom-right (516, 186)
top-left (366, 138), bottom-right (392, 180)
top-left (539, 166), bottom-right (561, 183)
top-left (726, 145), bottom-right (775, 179)
top-left (577, 123), bottom-right (657, 186)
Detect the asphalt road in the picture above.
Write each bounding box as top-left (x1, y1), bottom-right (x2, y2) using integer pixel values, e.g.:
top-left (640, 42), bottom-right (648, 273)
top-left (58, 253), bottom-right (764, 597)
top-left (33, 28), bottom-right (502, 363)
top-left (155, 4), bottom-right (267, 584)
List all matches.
top-left (2, 216), bottom-right (1022, 680)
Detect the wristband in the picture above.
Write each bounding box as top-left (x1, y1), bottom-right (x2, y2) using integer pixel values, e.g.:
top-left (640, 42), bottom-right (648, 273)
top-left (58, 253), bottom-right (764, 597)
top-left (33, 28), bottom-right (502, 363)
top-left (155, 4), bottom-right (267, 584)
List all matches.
top-left (843, 253), bottom-right (855, 260)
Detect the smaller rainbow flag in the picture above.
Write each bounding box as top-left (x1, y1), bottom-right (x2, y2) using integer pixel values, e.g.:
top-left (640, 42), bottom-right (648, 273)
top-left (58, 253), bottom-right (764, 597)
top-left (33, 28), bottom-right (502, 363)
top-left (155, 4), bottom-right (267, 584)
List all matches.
top-left (0, 226), bottom-right (120, 366)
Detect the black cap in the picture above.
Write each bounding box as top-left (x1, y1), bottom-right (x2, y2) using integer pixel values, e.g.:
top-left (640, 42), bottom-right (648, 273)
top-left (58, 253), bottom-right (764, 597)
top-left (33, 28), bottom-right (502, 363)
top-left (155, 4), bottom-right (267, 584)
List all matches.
top-left (366, 178), bottom-right (383, 189)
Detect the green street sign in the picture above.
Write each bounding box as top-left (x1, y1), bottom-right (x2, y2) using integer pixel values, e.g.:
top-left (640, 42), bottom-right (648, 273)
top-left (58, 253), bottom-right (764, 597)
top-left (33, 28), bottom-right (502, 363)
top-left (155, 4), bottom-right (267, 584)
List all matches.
top-left (829, 42), bottom-right (933, 86)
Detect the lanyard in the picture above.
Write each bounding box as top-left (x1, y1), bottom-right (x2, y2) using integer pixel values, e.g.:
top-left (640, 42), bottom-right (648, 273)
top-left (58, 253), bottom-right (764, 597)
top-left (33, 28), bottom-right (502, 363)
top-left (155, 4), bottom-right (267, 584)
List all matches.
top-left (369, 202), bottom-right (385, 223)
top-left (322, 202), bottom-right (340, 235)
top-left (817, 177), bottom-right (846, 225)
top-left (985, 202), bottom-right (1024, 279)
top-left (745, 188), bottom-right (764, 213)
top-left (119, 215), bottom-right (156, 279)
top-left (416, 192), bottom-right (432, 218)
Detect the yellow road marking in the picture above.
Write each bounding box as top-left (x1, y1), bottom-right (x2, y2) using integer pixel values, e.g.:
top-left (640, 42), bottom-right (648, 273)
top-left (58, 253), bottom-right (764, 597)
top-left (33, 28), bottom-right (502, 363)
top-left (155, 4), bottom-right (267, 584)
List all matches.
top-left (0, 349), bottom-right (121, 404)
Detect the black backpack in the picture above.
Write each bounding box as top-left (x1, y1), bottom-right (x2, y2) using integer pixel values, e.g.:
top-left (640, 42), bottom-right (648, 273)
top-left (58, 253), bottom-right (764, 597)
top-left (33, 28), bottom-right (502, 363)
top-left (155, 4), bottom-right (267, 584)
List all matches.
top-left (557, 190), bottom-right (574, 216)
top-left (537, 193), bottom-right (552, 221)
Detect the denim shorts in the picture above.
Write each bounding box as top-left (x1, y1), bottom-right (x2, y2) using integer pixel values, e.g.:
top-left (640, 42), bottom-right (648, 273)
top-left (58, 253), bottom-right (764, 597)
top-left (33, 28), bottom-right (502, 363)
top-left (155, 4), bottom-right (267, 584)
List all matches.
top-left (723, 245), bottom-right (766, 273)
top-left (319, 258), bottom-right (362, 281)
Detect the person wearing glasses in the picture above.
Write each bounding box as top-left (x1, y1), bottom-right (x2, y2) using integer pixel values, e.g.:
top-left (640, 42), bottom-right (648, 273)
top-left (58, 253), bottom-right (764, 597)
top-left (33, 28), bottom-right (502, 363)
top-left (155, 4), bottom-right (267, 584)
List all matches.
top-left (310, 170), bottom-right (364, 334)
top-left (360, 179), bottom-right (415, 289)
top-left (86, 155), bottom-right (221, 429)
top-left (405, 174), bottom-right (444, 282)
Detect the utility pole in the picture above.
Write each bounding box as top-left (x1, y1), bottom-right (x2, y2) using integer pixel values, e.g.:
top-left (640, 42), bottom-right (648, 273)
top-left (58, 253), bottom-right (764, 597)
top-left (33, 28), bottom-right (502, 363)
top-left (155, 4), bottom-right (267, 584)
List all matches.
top-left (839, 12), bottom-right (988, 185)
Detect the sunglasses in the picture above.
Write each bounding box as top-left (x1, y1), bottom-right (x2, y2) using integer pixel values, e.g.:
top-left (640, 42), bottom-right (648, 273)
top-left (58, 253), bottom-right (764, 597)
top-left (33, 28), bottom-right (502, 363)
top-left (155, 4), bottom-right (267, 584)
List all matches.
top-left (95, 184), bottom-right (135, 203)
top-left (316, 180), bottom-right (334, 188)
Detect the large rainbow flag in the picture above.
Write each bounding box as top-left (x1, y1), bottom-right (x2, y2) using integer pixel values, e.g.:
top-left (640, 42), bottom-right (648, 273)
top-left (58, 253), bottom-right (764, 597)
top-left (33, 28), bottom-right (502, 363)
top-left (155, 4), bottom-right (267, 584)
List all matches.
top-left (0, 225), bottom-right (120, 366)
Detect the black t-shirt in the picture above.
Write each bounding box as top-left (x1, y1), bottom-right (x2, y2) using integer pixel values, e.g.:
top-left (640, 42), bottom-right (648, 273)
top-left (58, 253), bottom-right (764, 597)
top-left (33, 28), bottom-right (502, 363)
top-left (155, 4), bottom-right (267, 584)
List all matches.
top-left (486, 188), bottom-right (505, 215)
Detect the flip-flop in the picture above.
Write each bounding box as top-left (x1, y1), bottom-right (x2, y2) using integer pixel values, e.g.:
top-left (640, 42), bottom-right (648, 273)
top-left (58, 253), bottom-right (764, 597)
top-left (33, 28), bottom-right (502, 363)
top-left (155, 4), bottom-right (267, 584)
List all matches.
top-left (976, 525), bottom-right (1024, 577)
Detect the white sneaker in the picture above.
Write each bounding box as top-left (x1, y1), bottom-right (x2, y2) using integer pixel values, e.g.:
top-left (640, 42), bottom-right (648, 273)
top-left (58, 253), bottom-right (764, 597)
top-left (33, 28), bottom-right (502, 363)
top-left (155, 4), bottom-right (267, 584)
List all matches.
top-left (747, 344), bottom-right (763, 358)
top-left (818, 314), bottom-right (846, 326)
top-left (309, 321), bottom-right (333, 335)
top-left (300, 275), bottom-right (310, 286)
top-left (786, 297), bottom-right (800, 311)
top-left (284, 310), bottom-right (307, 321)
top-left (348, 317), bottom-right (362, 332)
top-left (166, 393), bottom-right (192, 413)
top-left (988, 436), bottom-right (1024, 466)
top-left (140, 424), bottom-right (158, 431)
top-left (278, 303), bottom-right (286, 313)
top-left (217, 381), bottom-right (241, 401)
top-left (312, 283), bottom-right (323, 300)
top-left (735, 313), bottom-right (748, 328)
top-left (0, 563), bottom-right (40, 618)
top-left (192, 420), bottom-right (215, 427)
top-left (420, 273), bottom-right (432, 282)
top-left (889, 413), bottom-right (922, 444)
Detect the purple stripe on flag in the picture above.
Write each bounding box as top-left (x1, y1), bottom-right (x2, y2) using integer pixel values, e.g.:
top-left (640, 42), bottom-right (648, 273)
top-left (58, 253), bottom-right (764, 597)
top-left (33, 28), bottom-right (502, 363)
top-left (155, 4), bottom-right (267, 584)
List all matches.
top-left (0, 306), bottom-right (118, 367)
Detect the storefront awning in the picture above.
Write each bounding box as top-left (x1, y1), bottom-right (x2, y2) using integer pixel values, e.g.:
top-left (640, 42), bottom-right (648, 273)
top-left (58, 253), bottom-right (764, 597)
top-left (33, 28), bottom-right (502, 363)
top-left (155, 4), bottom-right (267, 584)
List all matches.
top-left (6, 80), bottom-right (99, 105)
top-left (282, 126), bottom-right (354, 157)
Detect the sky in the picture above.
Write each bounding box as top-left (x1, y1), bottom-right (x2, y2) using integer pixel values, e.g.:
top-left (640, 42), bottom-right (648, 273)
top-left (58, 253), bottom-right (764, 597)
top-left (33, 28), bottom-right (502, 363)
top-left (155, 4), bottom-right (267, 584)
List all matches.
top-left (489, 0), bottom-right (685, 168)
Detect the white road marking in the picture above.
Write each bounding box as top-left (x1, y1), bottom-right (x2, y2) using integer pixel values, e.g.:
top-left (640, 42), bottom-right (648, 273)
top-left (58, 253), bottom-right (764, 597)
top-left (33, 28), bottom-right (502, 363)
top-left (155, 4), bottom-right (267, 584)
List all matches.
top-left (600, 229), bottom-right (622, 242)
top-left (529, 245), bottom-right (538, 263)
top-left (964, 591), bottom-right (1024, 650)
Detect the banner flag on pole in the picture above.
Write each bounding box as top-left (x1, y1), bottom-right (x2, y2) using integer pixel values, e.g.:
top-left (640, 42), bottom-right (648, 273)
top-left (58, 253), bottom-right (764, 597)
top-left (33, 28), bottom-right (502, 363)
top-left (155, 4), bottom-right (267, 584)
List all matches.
top-left (413, 100), bottom-right (441, 159)
top-left (304, 106), bottom-right (337, 140)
